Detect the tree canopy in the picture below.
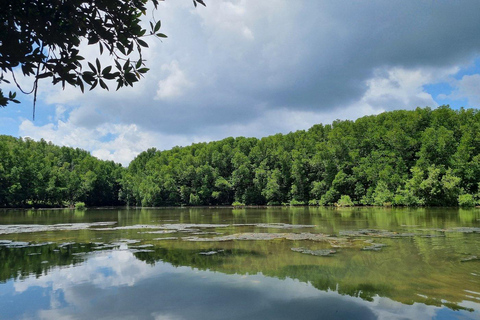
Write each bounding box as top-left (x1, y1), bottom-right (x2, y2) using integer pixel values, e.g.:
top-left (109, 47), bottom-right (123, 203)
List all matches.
top-left (0, 0), bottom-right (205, 115)
top-left (3, 106), bottom-right (479, 208)
top-left (122, 106), bottom-right (480, 208)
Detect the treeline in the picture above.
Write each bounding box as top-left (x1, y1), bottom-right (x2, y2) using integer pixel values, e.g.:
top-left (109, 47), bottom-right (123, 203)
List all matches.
top-left (124, 106), bottom-right (480, 207)
top-left (0, 136), bottom-right (123, 207)
top-left (2, 106), bottom-right (480, 208)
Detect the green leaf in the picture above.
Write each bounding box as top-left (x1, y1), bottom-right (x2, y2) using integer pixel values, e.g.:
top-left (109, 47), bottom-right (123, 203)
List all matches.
top-left (115, 60), bottom-right (122, 70)
top-left (96, 59), bottom-right (101, 73)
top-left (77, 79), bottom-right (85, 93)
top-left (156, 33), bottom-right (168, 38)
top-left (154, 21), bottom-right (161, 32)
top-left (90, 79), bottom-right (98, 90)
top-left (88, 62), bottom-right (96, 73)
top-left (137, 39), bottom-right (149, 48)
top-left (102, 66), bottom-right (112, 75)
top-left (37, 72), bottom-right (53, 79)
top-left (88, 35), bottom-right (99, 45)
top-left (123, 59), bottom-right (131, 71)
top-left (103, 73), bottom-right (116, 80)
top-left (116, 43), bottom-right (126, 55)
top-left (82, 72), bottom-right (95, 84)
top-left (99, 79), bottom-right (108, 90)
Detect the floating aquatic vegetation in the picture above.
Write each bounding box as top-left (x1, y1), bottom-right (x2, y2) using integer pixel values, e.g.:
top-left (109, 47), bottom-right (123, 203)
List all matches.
top-left (199, 250), bottom-right (225, 256)
top-left (129, 244), bottom-right (154, 249)
top-left (418, 227), bottom-right (480, 234)
top-left (339, 229), bottom-right (416, 238)
top-left (114, 239), bottom-right (141, 244)
top-left (94, 224), bottom-right (164, 231)
top-left (140, 230), bottom-right (177, 234)
top-left (461, 256), bottom-right (480, 262)
top-left (0, 222), bottom-right (117, 235)
top-left (94, 223), bottom-right (316, 233)
top-left (190, 231), bottom-right (223, 235)
top-left (181, 232), bottom-right (366, 249)
top-left (59, 242), bottom-right (76, 248)
top-left (129, 249), bottom-right (155, 253)
top-left (419, 234), bottom-right (445, 238)
top-left (446, 227), bottom-right (480, 233)
top-left (92, 244), bottom-right (119, 250)
top-left (362, 243), bottom-right (387, 251)
top-left (291, 247), bottom-right (336, 256)
top-left (0, 241), bottom-right (30, 248)
top-left (182, 232), bottom-right (330, 242)
top-left (253, 223), bottom-right (315, 229)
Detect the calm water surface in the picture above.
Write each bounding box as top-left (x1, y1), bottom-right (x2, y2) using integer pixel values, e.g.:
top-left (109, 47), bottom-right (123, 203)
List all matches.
top-left (0, 207), bottom-right (479, 319)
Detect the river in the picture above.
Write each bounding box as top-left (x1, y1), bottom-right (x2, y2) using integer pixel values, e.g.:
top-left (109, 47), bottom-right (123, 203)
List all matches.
top-left (0, 207), bottom-right (479, 319)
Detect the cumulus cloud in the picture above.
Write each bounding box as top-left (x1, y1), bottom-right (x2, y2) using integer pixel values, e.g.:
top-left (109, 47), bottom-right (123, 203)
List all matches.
top-left (156, 60), bottom-right (193, 99)
top-left (18, 109), bottom-right (211, 166)
top-left (443, 74), bottom-right (480, 107)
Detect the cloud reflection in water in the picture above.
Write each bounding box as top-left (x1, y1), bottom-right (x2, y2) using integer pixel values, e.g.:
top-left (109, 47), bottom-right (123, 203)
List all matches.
top-left (0, 249), bottom-right (477, 320)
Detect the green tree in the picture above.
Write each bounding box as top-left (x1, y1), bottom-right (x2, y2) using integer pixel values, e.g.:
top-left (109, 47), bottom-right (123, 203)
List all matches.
top-left (89, 105), bottom-right (480, 208)
top-left (0, 0), bottom-right (205, 112)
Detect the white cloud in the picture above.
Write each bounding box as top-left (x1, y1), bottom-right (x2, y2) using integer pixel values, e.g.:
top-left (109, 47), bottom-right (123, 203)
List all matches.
top-left (197, 0), bottom-right (258, 41)
top-left (156, 60), bottom-right (193, 99)
top-left (355, 67), bottom-right (451, 111)
top-left (54, 105), bottom-right (67, 121)
top-left (18, 109), bottom-right (209, 166)
top-left (445, 74), bottom-right (480, 106)
top-left (17, 64), bottom-right (465, 166)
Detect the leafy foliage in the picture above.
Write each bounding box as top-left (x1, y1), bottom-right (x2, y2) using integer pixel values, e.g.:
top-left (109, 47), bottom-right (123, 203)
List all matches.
top-left (336, 195), bottom-right (354, 207)
top-left (2, 106), bottom-right (480, 208)
top-left (123, 106), bottom-right (480, 207)
top-left (0, 0), bottom-right (206, 115)
top-left (458, 194), bottom-right (476, 207)
top-left (0, 135), bottom-right (123, 207)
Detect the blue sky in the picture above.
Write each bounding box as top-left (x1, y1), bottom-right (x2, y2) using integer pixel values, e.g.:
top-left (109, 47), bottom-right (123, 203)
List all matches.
top-left (2, 1), bottom-right (480, 166)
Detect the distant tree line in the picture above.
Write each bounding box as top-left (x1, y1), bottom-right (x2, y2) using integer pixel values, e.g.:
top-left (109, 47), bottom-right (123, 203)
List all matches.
top-left (123, 106), bottom-right (480, 207)
top-left (1, 106), bottom-right (480, 208)
top-left (0, 136), bottom-right (123, 207)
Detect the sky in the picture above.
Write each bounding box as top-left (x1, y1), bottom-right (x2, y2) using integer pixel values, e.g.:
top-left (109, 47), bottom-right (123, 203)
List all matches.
top-left (2, 0), bottom-right (480, 166)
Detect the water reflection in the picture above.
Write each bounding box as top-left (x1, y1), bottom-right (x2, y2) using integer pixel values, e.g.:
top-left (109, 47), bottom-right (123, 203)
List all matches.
top-left (0, 207), bottom-right (479, 319)
top-left (1, 249), bottom-right (476, 320)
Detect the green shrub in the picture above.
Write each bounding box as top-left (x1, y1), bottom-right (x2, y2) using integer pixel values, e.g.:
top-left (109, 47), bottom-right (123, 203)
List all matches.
top-left (308, 199), bottom-right (321, 206)
top-left (373, 181), bottom-right (394, 206)
top-left (75, 202), bottom-right (86, 210)
top-left (393, 189), bottom-right (423, 206)
top-left (189, 193), bottom-right (201, 206)
top-left (336, 195), bottom-right (354, 207)
top-left (320, 189), bottom-right (337, 206)
top-left (267, 201), bottom-right (281, 206)
top-left (232, 201), bottom-right (245, 207)
top-left (458, 194), bottom-right (476, 207)
top-left (289, 199), bottom-right (306, 206)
